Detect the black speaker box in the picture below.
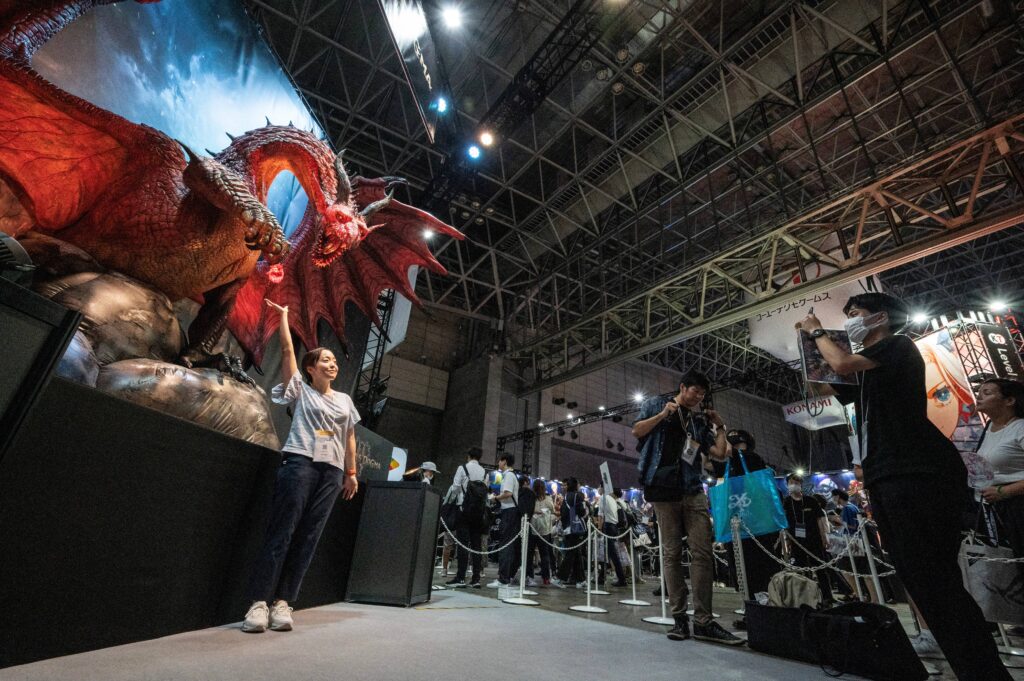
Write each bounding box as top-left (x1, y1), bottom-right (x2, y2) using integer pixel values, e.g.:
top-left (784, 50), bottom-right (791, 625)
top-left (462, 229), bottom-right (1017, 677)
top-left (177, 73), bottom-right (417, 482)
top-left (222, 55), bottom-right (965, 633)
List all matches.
top-left (345, 480), bottom-right (441, 606)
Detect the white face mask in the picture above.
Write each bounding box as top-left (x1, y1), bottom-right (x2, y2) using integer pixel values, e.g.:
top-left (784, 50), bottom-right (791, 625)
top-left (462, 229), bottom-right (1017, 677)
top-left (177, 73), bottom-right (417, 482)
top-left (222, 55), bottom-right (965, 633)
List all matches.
top-left (788, 483), bottom-right (802, 495)
top-left (843, 312), bottom-right (886, 343)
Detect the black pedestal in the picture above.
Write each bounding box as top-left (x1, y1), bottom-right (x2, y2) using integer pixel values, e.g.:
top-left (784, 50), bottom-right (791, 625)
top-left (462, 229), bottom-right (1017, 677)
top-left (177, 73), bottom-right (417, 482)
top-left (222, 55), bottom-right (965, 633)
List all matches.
top-left (345, 480), bottom-right (441, 606)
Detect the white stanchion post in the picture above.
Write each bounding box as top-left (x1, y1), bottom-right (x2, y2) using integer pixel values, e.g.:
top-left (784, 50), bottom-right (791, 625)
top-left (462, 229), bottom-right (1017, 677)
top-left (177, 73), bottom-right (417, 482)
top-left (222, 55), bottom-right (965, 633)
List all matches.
top-left (501, 517), bottom-right (539, 606)
top-left (590, 522), bottom-right (610, 595)
top-left (570, 525), bottom-right (607, 613)
top-left (858, 523), bottom-right (883, 604)
top-left (620, 528), bottom-right (651, 606)
top-left (642, 529), bottom-right (674, 625)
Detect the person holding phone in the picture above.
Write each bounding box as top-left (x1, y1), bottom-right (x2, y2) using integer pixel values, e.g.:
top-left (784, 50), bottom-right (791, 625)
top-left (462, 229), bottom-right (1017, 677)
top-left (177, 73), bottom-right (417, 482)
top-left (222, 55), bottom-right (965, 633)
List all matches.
top-left (241, 299), bottom-right (360, 633)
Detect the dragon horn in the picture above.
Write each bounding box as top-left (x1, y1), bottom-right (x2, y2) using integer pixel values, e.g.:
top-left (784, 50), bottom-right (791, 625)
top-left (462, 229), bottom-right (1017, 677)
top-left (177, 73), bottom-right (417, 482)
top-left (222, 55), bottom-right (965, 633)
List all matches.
top-left (381, 176), bottom-right (409, 189)
top-left (334, 149), bottom-right (352, 203)
top-left (177, 141), bottom-right (201, 163)
top-left (360, 190), bottom-right (393, 218)
top-left (265, 116), bottom-right (272, 126)
top-left (226, 132), bottom-right (236, 142)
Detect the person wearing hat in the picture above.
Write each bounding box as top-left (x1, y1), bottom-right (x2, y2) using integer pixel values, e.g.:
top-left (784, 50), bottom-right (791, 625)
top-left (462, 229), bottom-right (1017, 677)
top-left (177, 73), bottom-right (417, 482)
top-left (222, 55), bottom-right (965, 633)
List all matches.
top-left (420, 461), bottom-right (439, 485)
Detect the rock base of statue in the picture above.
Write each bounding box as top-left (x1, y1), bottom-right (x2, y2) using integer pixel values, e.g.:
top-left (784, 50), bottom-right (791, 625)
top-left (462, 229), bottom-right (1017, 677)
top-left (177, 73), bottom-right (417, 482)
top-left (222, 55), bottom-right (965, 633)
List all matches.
top-left (24, 232), bottom-right (279, 448)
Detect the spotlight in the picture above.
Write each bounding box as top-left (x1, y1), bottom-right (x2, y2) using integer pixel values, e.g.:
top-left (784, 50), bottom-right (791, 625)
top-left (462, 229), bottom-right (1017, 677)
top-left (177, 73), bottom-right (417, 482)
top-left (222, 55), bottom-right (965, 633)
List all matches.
top-left (611, 82), bottom-right (625, 95)
top-left (422, 229), bottom-right (434, 240)
top-left (566, 413), bottom-right (573, 420)
top-left (911, 312), bottom-right (927, 324)
top-left (436, 96), bottom-right (448, 113)
top-left (795, 468), bottom-right (805, 476)
top-left (615, 47), bottom-right (630, 63)
top-left (595, 68), bottom-right (610, 81)
top-left (570, 430), bottom-right (578, 440)
top-left (990, 301), bottom-right (1008, 313)
top-left (633, 392), bottom-right (644, 403)
top-left (479, 131), bottom-right (494, 146)
top-left (566, 401), bottom-right (578, 409)
top-left (441, 6), bottom-right (462, 29)
top-left (467, 144), bottom-right (481, 160)
top-left (631, 62), bottom-right (646, 76)
top-left (598, 406), bottom-right (605, 411)
top-left (538, 422), bottom-right (544, 427)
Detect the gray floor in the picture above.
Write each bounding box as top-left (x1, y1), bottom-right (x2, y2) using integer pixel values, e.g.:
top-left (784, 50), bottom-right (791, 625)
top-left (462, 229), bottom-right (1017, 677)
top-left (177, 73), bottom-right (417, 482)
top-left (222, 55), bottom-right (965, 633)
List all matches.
top-left (2, 589), bottom-right (868, 681)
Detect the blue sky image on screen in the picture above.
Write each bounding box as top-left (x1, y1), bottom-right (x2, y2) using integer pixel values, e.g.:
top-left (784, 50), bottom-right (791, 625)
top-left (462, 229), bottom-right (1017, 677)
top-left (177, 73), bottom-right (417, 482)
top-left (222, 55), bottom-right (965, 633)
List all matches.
top-left (32, 0), bottom-right (322, 236)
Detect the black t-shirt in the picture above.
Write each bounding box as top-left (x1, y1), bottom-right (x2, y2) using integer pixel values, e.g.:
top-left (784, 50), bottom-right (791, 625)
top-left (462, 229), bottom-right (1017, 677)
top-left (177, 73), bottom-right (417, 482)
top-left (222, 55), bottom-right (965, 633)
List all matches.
top-left (645, 407), bottom-right (713, 502)
top-left (711, 449), bottom-right (767, 478)
top-left (831, 334), bottom-right (966, 487)
top-left (783, 494), bottom-right (826, 547)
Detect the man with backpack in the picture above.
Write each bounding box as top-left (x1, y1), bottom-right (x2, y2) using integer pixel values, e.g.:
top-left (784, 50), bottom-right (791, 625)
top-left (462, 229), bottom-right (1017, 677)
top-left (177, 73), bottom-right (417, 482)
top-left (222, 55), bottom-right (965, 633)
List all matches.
top-left (489, 454), bottom-right (520, 587)
top-left (446, 447), bottom-right (487, 588)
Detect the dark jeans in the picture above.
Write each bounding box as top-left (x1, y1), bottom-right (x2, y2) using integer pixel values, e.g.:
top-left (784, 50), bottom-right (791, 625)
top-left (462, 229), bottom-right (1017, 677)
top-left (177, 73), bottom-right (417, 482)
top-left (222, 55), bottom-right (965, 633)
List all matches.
top-left (603, 536), bottom-right (625, 583)
top-left (557, 534), bottom-right (586, 583)
top-left (871, 475), bottom-right (1011, 681)
top-left (247, 454), bottom-right (344, 603)
top-left (527, 532), bottom-right (553, 580)
top-left (454, 516), bottom-right (483, 583)
top-left (497, 508), bottom-right (520, 583)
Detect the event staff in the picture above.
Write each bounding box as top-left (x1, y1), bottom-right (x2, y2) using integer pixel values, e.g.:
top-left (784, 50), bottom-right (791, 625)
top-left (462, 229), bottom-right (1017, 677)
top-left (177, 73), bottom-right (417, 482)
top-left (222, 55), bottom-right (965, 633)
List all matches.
top-left (798, 292), bottom-right (1009, 680)
top-left (633, 370), bottom-right (742, 645)
top-left (782, 473), bottom-right (834, 605)
top-left (976, 378), bottom-right (1024, 569)
top-left (242, 299), bottom-right (359, 633)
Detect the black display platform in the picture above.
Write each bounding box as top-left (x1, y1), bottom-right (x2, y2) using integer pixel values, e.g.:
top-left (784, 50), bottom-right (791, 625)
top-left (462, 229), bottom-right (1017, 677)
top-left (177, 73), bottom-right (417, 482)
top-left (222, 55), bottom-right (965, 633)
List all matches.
top-left (0, 378), bottom-right (364, 668)
top-left (345, 480), bottom-right (440, 607)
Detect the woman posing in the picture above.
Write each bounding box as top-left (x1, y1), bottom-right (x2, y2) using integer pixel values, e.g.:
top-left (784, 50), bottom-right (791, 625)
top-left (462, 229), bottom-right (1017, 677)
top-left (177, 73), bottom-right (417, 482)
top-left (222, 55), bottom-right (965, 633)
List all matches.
top-left (242, 300), bottom-right (360, 633)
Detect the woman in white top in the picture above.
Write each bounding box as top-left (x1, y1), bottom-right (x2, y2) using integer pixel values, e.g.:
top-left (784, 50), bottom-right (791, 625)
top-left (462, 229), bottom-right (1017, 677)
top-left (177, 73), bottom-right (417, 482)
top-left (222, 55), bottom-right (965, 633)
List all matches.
top-left (975, 378), bottom-right (1024, 563)
top-left (242, 300), bottom-right (360, 633)
top-left (527, 479), bottom-right (556, 586)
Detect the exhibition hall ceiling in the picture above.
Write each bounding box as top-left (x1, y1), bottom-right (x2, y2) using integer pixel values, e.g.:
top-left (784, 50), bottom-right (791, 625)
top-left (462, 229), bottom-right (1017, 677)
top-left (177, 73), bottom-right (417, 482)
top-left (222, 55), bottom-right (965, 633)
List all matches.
top-left (245, 0), bottom-right (1024, 401)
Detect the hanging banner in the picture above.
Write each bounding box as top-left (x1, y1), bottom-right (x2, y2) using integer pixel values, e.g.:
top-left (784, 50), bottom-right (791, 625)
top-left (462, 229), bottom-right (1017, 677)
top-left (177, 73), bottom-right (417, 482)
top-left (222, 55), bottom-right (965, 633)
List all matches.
top-left (387, 446), bottom-right (408, 481)
top-left (600, 462), bottom-right (614, 495)
top-left (978, 323), bottom-right (1024, 381)
top-left (377, 0), bottom-right (443, 143)
top-left (915, 329), bottom-right (976, 438)
top-left (782, 395), bottom-right (848, 431)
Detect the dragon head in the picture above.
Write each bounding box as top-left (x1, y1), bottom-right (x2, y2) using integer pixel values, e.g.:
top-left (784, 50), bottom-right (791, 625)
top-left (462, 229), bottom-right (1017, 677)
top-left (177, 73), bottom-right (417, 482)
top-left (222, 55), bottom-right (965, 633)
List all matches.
top-left (311, 150), bottom-right (392, 268)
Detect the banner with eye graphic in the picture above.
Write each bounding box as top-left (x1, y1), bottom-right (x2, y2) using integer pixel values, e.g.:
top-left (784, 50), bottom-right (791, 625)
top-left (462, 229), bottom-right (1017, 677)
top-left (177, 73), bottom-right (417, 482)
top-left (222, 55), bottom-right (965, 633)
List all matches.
top-left (914, 328), bottom-right (976, 439)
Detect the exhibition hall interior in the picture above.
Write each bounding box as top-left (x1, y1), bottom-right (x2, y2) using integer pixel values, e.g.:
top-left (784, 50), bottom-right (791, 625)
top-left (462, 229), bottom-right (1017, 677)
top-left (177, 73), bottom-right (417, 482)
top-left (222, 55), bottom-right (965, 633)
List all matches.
top-left (3, 0), bottom-right (1024, 679)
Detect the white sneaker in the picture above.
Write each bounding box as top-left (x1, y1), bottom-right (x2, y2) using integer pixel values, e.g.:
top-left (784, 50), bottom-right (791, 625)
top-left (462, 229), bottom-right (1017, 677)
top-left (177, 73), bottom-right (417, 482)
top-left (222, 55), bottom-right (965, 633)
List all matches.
top-left (269, 601), bottom-right (293, 631)
top-left (526, 577), bottom-right (540, 587)
top-left (911, 630), bottom-right (943, 658)
top-left (486, 580), bottom-right (504, 588)
top-left (242, 601), bottom-right (269, 633)
top-left (550, 578), bottom-right (567, 589)
top-left (575, 581), bottom-right (587, 589)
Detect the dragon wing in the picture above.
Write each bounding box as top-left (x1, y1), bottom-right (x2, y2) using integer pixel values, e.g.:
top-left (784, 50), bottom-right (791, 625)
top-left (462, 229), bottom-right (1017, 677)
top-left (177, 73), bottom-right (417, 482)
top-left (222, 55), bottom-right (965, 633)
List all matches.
top-left (229, 180), bottom-right (465, 366)
top-left (0, 4), bottom-right (176, 233)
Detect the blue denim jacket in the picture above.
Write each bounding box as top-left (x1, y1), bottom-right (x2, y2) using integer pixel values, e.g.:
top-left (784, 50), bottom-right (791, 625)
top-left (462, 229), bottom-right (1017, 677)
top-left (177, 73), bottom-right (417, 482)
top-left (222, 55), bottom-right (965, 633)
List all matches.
top-left (634, 396), bottom-right (715, 491)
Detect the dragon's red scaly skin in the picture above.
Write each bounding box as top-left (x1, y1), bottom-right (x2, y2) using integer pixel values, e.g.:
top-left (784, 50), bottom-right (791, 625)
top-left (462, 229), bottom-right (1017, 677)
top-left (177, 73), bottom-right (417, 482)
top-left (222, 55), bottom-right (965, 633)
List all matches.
top-left (0, 0), bottom-right (463, 367)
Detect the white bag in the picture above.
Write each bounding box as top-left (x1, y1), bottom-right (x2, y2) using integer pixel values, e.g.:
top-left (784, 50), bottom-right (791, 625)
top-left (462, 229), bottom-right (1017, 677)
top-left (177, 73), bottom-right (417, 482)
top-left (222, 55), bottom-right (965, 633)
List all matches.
top-left (959, 539), bottom-right (1024, 625)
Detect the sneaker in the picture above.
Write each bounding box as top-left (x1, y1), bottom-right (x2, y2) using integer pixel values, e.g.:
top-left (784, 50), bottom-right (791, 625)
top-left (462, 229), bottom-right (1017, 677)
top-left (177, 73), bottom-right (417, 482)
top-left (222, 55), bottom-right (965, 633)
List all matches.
top-left (911, 630), bottom-right (943, 658)
top-left (575, 581), bottom-right (587, 589)
top-left (445, 578), bottom-right (467, 588)
top-left (486, 580), bottom-right (505, 588)
top-left (526, 577), bottom-right (540, 587)
top-left (269, 601), bottom-right (293, 631)
top-left (241, 601), bottom-right (269, 633)
top-left (470, 581), bottom-right (482, 589)
top-left (667, 619), bottom-right (691, 641)
top-left (550, 578), bottom-right (567, 589)
top-left (693, 620), bottom-right (743, 646)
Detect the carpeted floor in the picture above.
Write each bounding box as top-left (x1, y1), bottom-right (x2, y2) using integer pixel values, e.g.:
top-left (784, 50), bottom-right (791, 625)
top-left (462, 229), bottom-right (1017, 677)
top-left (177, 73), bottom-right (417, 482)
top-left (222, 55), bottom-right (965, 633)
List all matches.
top-left (4, 590), bottom-right (853, 681)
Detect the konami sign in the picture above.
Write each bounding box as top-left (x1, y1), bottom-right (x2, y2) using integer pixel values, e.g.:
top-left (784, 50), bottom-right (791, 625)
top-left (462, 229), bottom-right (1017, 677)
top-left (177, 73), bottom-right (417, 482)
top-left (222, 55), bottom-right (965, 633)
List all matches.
top-left (782, 395), bottom-right (848, 431)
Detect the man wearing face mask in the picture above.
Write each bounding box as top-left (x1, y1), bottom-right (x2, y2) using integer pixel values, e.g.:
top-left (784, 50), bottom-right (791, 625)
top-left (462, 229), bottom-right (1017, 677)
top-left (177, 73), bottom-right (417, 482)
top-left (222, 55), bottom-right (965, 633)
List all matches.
top-left (633, 370), bottom-right (741, 645)
top-left (782, 473), bottom-right (834, 605)
top-left (798, 292), bottom-right (1008, 681)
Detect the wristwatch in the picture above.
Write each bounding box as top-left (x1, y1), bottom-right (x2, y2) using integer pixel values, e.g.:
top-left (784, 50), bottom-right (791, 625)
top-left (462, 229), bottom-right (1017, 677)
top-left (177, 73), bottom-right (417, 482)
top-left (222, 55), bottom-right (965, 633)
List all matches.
top-left (810, 328), bottom-right (827, 339)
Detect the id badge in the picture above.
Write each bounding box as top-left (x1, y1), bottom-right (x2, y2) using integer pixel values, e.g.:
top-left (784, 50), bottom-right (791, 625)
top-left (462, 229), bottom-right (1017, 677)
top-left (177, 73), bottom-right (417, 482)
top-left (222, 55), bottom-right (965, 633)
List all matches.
top-left (681, 437), bottom-right (700, 466)
top-left (794, 526), bottom-right (807, 539)
top-left (313, 429), bottom-right (336, 463)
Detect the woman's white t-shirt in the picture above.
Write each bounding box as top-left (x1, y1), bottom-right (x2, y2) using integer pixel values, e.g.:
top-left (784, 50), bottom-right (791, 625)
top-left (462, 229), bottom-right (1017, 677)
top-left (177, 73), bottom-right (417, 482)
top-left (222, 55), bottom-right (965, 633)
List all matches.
top-left (272, 373), bottom-right (360, 470)
top-left (977, 419), bottom-right (1024, 486)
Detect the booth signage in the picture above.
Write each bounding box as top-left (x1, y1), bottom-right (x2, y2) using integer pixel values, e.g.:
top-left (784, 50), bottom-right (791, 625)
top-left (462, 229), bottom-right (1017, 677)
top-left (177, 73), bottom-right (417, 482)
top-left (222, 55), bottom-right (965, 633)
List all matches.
top-left (978, 323), bottom-right (1024, 381)
top-left (782, 396), bottom-right (848, 431)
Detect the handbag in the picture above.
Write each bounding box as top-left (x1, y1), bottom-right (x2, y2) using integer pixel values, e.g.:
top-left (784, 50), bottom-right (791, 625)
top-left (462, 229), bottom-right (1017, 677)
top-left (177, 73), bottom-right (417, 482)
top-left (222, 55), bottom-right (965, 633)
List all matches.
top-left (800, 602), bottom-right (928, 680)
top-left (440, 500), bottom-right (460, 532)
top-left (709, 453), bottom-right (788, 543)
top-left (960, 533), bottom-right (1024, 625)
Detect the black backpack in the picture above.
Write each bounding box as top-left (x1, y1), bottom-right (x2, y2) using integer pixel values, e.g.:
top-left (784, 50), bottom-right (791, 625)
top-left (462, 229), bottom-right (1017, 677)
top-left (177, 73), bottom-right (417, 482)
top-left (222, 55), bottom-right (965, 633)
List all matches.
top-left (461, 465), bottom-right (490, 531)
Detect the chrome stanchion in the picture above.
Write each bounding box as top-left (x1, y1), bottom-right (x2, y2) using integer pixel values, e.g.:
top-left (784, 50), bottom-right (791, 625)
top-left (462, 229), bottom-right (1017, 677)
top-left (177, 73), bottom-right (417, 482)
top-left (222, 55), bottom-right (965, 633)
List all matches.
top-left (846, 534), bottom-right (864, 601)
top-left (570, 525), bottom-right (607, 613)
top-left (620, 528), bottom-right (651, 606)
top-left (502, 516), bottom-right (539, 606)
top-left (859, 523), bottom-right (883, 604)
top-left (643, 530), bottom-right (673, 625)
top-left (590, 523), bottom-right (610, 595)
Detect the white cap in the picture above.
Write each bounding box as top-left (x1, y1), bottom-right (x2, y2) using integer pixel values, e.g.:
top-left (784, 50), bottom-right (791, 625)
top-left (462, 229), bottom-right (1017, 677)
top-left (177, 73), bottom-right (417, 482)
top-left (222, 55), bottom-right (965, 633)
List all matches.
top-left (421, 461), bottom-right (439, 473)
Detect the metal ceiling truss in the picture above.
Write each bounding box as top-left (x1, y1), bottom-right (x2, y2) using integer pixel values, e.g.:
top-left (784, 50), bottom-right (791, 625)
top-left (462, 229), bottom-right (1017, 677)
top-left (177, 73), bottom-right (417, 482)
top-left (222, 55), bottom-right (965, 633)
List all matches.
top-left (509, 113), bottom-right (1024, 394)
top-left (243, 0), bottom-right (1024, 400)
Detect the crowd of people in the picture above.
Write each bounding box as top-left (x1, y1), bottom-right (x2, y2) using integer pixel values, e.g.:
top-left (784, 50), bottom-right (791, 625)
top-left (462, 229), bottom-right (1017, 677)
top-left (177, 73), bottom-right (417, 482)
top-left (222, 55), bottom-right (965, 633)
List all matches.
top-left (240, 289), bottom-right (1024, 681)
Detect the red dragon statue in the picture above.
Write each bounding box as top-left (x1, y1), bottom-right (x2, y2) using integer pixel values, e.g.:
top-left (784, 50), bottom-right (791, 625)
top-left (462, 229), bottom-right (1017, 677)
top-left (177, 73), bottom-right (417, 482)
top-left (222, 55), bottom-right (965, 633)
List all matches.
top-left (0, 0), bottom-right (463, 378)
